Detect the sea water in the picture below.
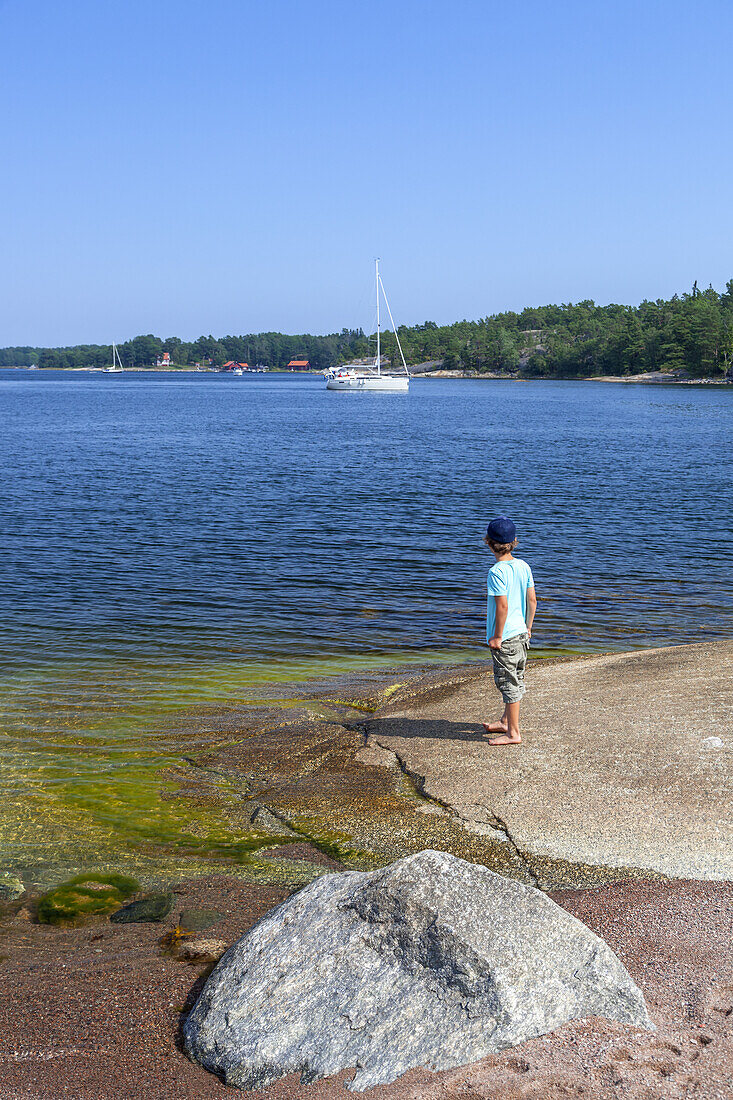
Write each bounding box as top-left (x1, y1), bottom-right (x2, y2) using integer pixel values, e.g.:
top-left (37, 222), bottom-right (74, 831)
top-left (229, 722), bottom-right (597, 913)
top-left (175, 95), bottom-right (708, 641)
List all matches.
top-left (1, 371), bottom-right (731, 882)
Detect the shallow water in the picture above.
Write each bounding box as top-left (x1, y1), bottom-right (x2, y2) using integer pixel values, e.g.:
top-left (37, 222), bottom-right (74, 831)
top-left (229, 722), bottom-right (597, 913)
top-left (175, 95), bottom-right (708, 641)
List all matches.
top-left (1, 372), bottom-right (732, 883)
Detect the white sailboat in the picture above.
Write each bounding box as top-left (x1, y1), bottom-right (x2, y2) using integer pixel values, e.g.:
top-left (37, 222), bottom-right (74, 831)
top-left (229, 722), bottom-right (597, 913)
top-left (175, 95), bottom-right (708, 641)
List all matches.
top-left (103, 344), bottom-right (124, 373)
top-left (326, 261), bottom-right (410, 392)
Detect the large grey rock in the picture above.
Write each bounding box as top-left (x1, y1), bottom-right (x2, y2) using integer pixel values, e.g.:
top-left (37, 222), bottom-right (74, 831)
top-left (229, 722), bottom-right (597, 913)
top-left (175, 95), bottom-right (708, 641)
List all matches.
top-left (184, 850), bottom-right (652, 1091)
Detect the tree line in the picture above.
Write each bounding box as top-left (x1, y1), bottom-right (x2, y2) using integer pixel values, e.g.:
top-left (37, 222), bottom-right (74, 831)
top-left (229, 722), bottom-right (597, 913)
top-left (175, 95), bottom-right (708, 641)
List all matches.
top-left (0, 330), bottom-right (367, 372)
top-left (2, 279), bottom-right (732, 378)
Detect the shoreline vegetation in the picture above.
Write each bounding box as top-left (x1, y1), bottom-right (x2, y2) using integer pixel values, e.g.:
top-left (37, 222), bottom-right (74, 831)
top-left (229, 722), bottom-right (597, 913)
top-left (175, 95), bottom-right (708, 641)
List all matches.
top-left (4, 365), bottom-right (731, 385)
top-left (3, 277), bottom-right (733, 380)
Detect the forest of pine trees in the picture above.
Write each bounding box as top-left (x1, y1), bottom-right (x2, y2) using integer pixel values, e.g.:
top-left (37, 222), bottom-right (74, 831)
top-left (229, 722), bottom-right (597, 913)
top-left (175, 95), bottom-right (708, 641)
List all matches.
top-left (2, 280), bottom-right (732, 378)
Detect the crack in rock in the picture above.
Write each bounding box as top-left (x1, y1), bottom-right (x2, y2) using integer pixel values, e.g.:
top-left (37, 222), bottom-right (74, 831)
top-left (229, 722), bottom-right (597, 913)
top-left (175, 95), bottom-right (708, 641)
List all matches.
top-left (370, 739), bottom-right (540, 888)
top-left (246, 802), bottom-right (300, 837)
top-left (181, 757), bottom-right (256, 790)
top-left (482, 811), bottom-right (540, 888)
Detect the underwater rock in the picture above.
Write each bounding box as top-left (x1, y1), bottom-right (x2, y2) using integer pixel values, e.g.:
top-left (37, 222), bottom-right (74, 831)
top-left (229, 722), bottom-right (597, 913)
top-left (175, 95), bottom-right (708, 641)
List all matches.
top-left (0, 872), bottom-right (25, 901)
top-left (37, 873), bottom-right (140, 926)
top-left (179, 908), bottom-right (222, 933)
top-left (111, 891), bottom-right (174, 924)
top-left (184, 850), bottom-right (652, 1092)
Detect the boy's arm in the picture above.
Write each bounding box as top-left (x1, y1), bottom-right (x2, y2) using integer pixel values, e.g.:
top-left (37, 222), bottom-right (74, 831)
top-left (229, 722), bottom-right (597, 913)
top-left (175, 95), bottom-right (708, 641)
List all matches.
top-left (525, 585), bottom-right (537, 638)
top-left (489, 595), bottom-right (508, 649)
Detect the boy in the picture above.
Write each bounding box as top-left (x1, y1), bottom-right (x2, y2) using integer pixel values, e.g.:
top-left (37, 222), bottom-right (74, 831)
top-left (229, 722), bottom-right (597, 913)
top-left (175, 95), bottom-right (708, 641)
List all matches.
top-left (482, 515), bottom-right (537, 745)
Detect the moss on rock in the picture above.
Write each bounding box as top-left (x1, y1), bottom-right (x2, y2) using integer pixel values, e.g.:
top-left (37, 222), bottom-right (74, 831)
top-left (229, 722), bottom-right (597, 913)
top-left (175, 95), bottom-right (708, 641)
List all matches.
top-left (37, 872), bottom-right (140, 925)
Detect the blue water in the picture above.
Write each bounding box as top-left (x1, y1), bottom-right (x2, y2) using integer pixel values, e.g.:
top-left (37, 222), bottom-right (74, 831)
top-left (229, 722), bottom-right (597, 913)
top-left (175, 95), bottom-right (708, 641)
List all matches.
top-left (2, 371), bottom-right (731, 662)
top-left (1, 370), bottom-right (731, 880)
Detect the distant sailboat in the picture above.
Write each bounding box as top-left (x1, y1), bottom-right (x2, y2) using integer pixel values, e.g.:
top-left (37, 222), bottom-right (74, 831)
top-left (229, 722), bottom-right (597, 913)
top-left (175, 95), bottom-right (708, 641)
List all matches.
top-left (103, 344), bottom-right (124, 373)
top-left (325, 261), bottom-right (410, 392)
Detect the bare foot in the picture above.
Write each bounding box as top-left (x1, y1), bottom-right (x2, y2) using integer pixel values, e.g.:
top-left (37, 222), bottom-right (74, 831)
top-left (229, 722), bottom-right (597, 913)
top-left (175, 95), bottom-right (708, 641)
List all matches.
top-left (486, 733), bottom-right (522, 746)
top-left (482, 721), bottom-right (508, 734)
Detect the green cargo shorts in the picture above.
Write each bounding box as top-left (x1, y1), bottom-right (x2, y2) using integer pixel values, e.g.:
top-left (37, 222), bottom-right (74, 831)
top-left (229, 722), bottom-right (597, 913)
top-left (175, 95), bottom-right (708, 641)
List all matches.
top-left (491, 632), bottom-right (530, 704)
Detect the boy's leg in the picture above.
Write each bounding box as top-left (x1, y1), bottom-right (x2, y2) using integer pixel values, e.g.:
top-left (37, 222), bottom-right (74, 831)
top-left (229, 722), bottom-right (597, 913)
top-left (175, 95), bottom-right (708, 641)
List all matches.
top-left (484, 635), bottom-right (527, 745)
top-left (487, 701), bottom-right (521, 745)
top-left (483, 651), bottom-right (509, 732)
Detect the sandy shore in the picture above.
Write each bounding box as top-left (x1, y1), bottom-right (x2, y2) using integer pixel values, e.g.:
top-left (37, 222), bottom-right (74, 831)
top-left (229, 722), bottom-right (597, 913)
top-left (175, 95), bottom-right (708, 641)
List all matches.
top-left (0, 859), bottom-right (730, 1099)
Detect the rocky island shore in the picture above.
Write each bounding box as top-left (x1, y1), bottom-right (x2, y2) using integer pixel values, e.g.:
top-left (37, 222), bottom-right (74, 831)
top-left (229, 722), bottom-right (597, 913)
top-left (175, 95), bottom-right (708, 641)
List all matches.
top-left (0, 642), bottom-right (731, 1098)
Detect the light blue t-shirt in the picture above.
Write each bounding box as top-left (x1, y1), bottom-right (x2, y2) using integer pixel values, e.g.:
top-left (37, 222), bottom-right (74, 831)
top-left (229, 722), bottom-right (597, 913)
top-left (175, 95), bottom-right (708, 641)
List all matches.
top-left (487, 558), bottom-right (535, 641)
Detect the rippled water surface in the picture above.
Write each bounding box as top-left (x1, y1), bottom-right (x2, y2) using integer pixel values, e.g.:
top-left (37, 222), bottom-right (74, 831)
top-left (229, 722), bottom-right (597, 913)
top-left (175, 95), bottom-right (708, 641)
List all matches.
top-left (1, 371), bottom-right (731, 882)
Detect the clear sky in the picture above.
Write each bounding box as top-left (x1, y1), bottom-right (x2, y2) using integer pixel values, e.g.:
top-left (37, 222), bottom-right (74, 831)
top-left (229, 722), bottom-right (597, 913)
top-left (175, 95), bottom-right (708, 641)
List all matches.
top-left (2, 0), bottom-right (732, 346)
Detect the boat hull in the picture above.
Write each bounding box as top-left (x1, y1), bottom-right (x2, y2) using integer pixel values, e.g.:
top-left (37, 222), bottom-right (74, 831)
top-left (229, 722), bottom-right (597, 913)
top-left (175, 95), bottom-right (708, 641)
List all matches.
top-left (326, 374), bottom-right (409, 392)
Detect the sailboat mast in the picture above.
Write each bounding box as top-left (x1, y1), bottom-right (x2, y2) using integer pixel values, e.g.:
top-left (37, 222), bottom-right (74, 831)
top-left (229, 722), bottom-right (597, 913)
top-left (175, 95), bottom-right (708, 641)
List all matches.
top-left (379, 275), bottom-right (410, 378)
top-left (375, 258), bottom-right (381, 376)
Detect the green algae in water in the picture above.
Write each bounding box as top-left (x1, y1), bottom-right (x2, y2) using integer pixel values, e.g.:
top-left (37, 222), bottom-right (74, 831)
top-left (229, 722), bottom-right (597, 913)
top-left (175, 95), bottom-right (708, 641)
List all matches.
top-left (0, 644), bottom-right (553, 886)
top-left (286, 818), bottom-right (379, 869)
top-left (37, 872), bottom-right (140, 926)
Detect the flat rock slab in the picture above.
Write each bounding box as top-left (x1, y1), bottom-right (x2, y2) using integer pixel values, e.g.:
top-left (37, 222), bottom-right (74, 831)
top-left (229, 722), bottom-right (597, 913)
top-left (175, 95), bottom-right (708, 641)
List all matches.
top-left (184, 850), bottom-right (651, 1091)
top-left (367, 642), bottom-right (733, 881)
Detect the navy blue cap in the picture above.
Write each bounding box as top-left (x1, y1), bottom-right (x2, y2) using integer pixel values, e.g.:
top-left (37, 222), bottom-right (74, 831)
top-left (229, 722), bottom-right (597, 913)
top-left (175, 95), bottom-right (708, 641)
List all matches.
top-left (486, 515), bottom-right (516, 542)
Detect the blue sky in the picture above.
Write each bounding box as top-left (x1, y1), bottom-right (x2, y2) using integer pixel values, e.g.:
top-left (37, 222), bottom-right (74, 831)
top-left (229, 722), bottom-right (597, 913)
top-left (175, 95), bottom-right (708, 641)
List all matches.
top-left (1, 0), bottom-right (732, 345)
